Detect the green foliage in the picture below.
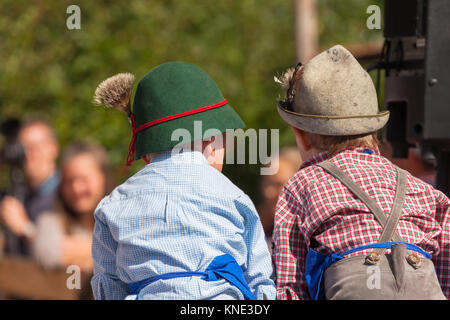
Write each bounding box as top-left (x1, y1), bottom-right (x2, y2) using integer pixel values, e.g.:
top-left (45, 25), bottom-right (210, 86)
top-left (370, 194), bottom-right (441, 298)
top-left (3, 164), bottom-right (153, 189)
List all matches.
top-left (0, 0), bottom-right (384, 202)
top-left (318, 0), bottom-right (384, 47)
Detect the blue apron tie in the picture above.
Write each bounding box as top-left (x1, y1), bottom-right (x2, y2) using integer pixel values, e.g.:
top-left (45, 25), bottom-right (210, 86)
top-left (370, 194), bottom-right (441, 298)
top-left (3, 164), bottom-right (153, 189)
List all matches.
top-left (305, 250), bottom-right (343, 300)
top-left (305, 242), bottom-right (432, 300)
top-left (128, 254), bottom-right (256, 300)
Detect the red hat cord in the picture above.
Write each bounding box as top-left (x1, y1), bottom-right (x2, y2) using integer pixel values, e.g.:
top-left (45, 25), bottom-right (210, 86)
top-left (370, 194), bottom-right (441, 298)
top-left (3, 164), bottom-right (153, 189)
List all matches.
top-left (125, 98), bottom-right (228, 166)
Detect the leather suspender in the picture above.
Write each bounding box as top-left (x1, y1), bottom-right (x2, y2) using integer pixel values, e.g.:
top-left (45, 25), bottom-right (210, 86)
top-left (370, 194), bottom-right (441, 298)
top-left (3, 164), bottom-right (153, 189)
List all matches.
top-left (316, 161), bottom-right (407, 246)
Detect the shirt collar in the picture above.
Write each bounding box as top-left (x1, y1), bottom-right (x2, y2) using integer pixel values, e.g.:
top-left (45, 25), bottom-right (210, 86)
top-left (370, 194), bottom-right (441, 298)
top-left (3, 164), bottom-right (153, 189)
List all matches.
top-left (148, 148), bottom-right (209, 167)
top-left (300, 146), bottom-right (380, 170)
top-left (300, 151), bottom-right (332, 170)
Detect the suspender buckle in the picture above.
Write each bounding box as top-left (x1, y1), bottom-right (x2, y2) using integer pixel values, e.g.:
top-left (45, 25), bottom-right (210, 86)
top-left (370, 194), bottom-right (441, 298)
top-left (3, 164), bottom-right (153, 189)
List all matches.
top-left (406, 253), bottom-right (422, 269)
top-left (366, 251), bottom-right (381, 264)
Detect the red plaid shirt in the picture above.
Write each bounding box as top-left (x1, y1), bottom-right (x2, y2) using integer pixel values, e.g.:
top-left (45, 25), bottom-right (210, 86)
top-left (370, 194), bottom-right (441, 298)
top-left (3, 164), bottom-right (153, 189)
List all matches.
top-left (273, 147), bottom-right (450, 300)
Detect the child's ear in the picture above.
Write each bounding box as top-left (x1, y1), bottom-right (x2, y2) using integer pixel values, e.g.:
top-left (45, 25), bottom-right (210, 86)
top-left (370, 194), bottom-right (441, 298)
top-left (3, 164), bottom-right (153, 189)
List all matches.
top-left (291, 126), bottom-right (312, 152)
top-left (202, 135), bottom-right (225, 172)
top-left (202, 138), bottom-right (214, 156)
top-left (203, 134), bottom-right (224, 157)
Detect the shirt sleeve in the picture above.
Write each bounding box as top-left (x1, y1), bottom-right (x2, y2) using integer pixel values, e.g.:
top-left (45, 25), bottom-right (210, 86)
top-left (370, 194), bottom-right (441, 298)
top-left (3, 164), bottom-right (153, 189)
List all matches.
top-left (432, 189), bottom-right (450, 299)
top-left (90, 205), bottom-right (128, 300)
top-left (273, 185), bottom-right (309, 300)
top-left (235, 195), bottom-right (277, 300)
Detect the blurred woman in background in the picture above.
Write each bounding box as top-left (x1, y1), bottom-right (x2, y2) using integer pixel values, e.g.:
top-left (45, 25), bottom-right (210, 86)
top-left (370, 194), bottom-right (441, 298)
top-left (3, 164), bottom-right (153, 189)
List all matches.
top-left (32, 141), bottom-right (111, 271)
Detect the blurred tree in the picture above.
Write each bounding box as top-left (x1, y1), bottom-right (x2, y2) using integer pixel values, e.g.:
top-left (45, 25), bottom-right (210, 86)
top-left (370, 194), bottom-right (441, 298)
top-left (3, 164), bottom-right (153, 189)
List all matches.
top-left (318, 0), bottom-right (383, 47)
top-left (0, 0), bottom-right (384, 202)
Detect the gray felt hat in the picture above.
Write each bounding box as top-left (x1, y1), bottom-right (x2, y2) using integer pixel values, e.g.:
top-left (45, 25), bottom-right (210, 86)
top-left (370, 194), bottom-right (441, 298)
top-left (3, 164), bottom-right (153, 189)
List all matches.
top-left (277, 44), bottom-right (389, 136)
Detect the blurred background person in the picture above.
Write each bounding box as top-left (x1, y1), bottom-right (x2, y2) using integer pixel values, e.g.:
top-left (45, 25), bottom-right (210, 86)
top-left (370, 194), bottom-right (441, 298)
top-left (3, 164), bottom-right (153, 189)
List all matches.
top-left (32, 141), bottom-right (111, 272)
top-left (379, 141), bottom-right (436, 186)
top-left (258, 146), bottom-right (302, 252)
top-left (0, 118), bottom-right (59, 255)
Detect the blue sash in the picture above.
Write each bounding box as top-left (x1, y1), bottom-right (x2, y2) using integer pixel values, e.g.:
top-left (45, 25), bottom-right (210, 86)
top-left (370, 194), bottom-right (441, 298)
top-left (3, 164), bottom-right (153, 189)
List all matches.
top-left (305, 242), bottom-right (432, 300)
top-left (128, 254), bottom-right (256, 300)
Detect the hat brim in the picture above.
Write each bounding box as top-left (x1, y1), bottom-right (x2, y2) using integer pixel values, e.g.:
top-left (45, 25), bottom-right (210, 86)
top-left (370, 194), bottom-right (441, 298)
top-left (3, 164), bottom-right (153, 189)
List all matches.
top-left (277, 105), bottom-right (390, 136)
top-left (135, 103), bottom-right (245, 159)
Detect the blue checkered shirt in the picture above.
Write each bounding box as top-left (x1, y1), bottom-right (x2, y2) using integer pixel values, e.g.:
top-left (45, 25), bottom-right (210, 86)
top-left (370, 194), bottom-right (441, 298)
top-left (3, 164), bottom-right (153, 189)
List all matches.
top-left (91, 149), bottom-right (276, 300)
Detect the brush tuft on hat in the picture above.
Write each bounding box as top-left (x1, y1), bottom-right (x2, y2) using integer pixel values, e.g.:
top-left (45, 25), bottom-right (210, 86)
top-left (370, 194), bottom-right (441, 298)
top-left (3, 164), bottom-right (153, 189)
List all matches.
top-left (275, 65), bottom-right (304, 107)
top-left (93, 73), bottom-right (135, 115)
top-left (274, 67), bottom-right (296, 90)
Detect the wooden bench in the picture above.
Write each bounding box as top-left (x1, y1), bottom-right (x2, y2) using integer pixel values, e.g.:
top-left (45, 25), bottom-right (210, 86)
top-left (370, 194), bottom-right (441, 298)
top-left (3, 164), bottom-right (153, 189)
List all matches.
top-left (0, 256), bottom-right (92, 300)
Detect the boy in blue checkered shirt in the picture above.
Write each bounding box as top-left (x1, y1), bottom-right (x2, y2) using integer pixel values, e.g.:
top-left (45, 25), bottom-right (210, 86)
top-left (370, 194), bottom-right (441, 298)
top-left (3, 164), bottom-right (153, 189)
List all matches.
top-left (90, 62), bottom-right (276, 300)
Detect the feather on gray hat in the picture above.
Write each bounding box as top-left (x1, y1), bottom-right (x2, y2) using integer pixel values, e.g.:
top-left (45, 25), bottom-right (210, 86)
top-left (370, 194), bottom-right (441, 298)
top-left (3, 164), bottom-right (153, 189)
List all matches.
top-left (276, 45), bottom-right (389, 136)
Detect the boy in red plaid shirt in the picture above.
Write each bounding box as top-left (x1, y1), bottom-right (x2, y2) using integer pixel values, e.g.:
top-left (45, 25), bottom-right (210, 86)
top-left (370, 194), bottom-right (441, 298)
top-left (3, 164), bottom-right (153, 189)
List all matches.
top-left (273, 45), bottom-right (450, 300)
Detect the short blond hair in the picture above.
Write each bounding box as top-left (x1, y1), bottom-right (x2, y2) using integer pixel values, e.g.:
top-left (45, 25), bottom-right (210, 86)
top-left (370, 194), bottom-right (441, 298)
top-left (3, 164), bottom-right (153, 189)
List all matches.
top-left (305, 131), bottom-right (379, 155)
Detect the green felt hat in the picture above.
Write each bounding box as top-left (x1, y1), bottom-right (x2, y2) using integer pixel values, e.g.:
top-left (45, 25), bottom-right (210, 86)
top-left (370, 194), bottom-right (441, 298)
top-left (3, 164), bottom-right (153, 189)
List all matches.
top-left (93, 61), bottom-right (245, 165)
top-left (132, 62), bottom-right (245, 160)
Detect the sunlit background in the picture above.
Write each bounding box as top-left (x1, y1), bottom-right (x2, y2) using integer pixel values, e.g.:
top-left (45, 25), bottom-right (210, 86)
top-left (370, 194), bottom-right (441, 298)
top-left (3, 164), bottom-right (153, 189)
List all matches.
top-left (0, 0), bottom-right (390, 299)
